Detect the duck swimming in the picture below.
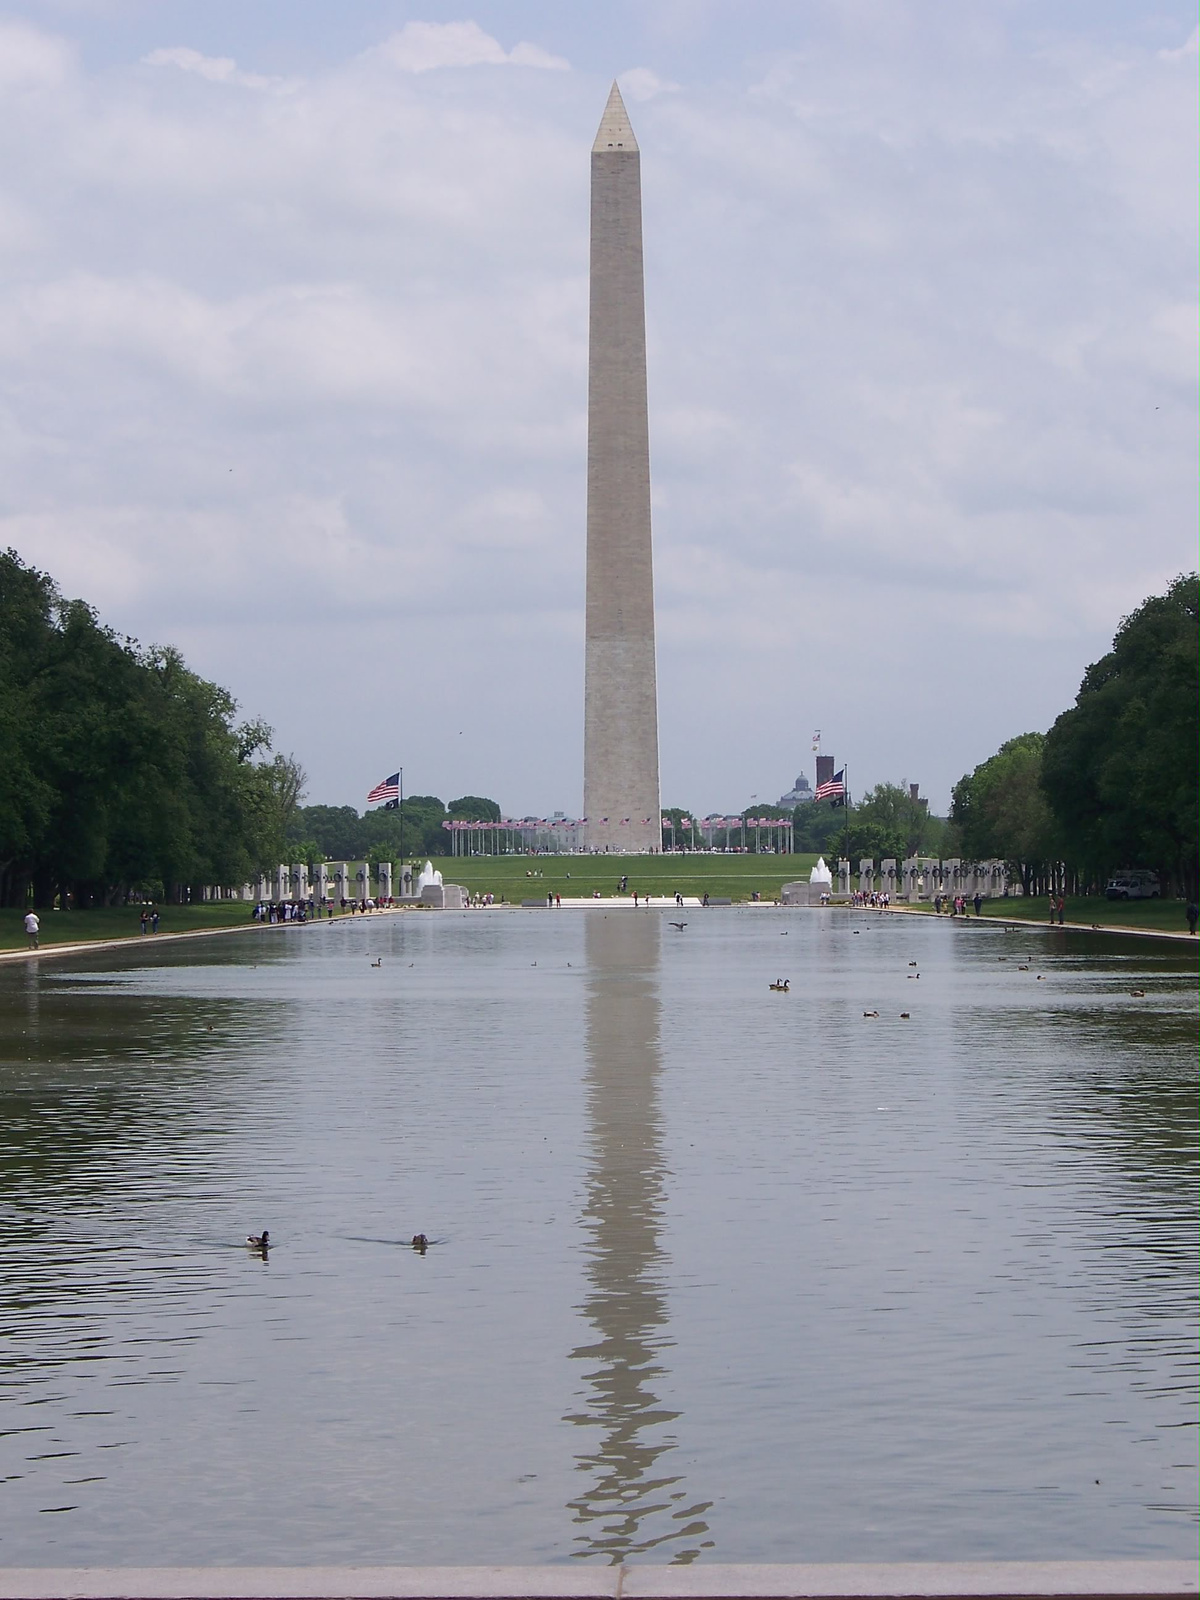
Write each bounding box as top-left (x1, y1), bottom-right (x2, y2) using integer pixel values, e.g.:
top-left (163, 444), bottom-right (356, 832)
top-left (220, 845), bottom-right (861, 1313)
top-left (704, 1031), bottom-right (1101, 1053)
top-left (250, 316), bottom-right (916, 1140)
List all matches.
top-left (411, 1233), bottom-right (428, 1253)
top-left (769, 979), bottom-right (790, 992)
top-left (247, 1230), bottom-right (270, 1250)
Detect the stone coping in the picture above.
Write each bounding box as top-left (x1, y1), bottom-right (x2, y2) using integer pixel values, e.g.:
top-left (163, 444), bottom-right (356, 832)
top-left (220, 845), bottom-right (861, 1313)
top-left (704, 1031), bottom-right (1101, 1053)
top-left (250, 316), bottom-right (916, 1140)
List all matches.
top-left (0, 1565), bottom-right (1193, 1600)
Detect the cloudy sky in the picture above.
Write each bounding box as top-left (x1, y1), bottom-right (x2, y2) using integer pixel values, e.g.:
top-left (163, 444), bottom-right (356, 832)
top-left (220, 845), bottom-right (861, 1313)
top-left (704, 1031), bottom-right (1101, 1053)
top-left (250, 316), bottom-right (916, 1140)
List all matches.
top-left (2, 1), bottom-right (1195, 817)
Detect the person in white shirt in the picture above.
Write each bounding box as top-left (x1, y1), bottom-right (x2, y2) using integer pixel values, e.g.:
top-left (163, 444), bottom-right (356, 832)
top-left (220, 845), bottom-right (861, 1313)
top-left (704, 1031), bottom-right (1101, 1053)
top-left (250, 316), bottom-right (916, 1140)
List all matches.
top-left (24, 911), bottom-right (39, 949)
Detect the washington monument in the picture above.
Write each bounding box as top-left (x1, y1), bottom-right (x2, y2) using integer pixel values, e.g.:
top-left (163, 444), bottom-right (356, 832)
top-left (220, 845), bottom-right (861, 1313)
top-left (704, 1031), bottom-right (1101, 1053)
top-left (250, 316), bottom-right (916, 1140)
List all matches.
top-left (583, 83), bottom-right (661, 855)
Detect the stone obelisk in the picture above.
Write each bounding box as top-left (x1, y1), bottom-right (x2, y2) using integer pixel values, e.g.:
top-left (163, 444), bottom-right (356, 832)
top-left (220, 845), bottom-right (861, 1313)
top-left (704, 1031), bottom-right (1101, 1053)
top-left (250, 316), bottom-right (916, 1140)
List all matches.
top-left (583, 83), bottom-right (660, 856)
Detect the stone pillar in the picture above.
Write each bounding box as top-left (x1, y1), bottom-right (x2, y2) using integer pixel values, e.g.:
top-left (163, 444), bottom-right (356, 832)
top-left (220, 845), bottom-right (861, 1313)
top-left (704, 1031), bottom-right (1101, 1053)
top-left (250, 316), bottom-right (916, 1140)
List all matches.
top-left (274, 864), bottom-right (289, 902)
top-left (945, 858), bottom-right (961, 897)
top-left (314, 863), bottom-right (329, 903)
top-left (256, 874), bottom-right (270, 902)
top-left (377, 863), bottom-right (393, 900)
top-left (291, 863), bottom-right (309, 902)
top-left (858, 858), bottom-right (874, 896)
top-left (881, 858), bottom-right (897, 900)
top-left (354, 862), bottom-right (371, 904)
top-left (331, 862), bottom-right (349, 904)
top-left (837, 858), bottom-right (851, 897)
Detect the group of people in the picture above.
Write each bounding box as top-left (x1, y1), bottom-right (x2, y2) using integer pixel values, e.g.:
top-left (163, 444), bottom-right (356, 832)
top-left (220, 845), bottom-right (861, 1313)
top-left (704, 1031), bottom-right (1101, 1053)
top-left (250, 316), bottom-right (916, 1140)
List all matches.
top-left (850, 890), bottom-right (892, 909)
top-left (251, 897), bottom-right (391, 925)
top-left (138, 908), bottom-right (161, 934)
top-left (934, 893), bottom-right (982, 916)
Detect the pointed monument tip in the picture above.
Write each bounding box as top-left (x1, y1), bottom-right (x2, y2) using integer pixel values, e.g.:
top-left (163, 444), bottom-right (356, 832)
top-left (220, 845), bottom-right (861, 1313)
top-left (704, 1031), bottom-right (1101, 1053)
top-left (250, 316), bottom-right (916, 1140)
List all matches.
top-left (592, 79), bottom-right (638, 154)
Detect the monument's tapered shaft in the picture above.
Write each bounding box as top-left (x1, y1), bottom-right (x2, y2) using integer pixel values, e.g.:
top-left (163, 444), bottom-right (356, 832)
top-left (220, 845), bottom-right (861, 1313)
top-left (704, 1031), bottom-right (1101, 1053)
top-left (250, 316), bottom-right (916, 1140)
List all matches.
top-left (583, 83), bottom-right (661, 856)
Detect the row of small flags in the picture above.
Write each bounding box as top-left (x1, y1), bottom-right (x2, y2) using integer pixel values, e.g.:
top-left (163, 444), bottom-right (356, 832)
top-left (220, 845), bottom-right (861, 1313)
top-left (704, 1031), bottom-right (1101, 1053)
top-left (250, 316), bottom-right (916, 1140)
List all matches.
top-left (441, 818), bottom-right (656, 828)
top-left (439, 815), bottom-right (797, 828)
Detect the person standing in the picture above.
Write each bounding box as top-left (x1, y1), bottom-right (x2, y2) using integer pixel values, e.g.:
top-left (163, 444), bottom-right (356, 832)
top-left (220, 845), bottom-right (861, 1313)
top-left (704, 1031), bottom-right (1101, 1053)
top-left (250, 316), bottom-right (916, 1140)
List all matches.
top-left (24, 910), bottom-right (39, 949)
top-left (1056, 895), bottom-right (1066, 926)
top-left (140, 909), bottom-right (148, 935)
top-left (973, 892), bottom-right (982, 918)
top-left (1187, 902), bottom-right (1198, 935)
top-left (151, 909), bottom-right (160, 933)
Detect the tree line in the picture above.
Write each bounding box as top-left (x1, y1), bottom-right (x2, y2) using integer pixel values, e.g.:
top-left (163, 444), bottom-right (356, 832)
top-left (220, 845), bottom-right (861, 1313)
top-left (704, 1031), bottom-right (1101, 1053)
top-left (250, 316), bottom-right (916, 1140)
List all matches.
top-left (951, 574), bottom-right (1197, 897)
top-left (0, 551), bottom-right (302, 908)
top-left (285, 795), bottom-right (499, 869)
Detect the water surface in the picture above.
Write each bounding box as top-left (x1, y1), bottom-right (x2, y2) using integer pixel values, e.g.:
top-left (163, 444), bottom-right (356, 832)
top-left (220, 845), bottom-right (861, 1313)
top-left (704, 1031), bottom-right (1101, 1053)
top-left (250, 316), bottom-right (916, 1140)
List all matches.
top-left (0, 909), bottom-right (1195, 1564)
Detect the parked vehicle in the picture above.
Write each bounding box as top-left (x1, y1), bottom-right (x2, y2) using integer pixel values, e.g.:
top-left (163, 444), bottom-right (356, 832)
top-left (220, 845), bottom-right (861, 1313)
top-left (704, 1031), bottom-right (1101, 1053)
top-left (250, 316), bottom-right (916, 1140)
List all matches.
top-left (1105, 871), bottom-right (1161, 900)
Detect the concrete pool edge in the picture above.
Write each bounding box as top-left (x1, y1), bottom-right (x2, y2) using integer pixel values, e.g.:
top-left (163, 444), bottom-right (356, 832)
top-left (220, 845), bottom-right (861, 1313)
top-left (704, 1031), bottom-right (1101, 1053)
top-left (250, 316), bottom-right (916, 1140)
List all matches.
top-left (0, 1564), bottom-right (1194, 1599)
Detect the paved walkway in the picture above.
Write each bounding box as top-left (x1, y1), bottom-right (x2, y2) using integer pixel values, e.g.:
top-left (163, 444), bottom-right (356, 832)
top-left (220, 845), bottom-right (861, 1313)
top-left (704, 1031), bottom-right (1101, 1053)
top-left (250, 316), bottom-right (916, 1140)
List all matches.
top-left (0, 1561), bottom-right (1192, 1599)
top-left (885, 906), bottom-right (1197, 944)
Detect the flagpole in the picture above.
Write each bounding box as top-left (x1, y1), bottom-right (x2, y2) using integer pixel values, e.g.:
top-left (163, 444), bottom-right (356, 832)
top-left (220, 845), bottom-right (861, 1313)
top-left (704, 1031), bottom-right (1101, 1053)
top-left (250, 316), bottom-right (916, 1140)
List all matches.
top-left (398, 767), bottom-right (404, 873)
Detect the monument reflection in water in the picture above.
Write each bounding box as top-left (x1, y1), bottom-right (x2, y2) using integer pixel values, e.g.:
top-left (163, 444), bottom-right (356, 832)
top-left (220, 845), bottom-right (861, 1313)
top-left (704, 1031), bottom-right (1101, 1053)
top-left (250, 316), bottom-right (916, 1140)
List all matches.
top-left (566, 912), bottom-right (713, 1563)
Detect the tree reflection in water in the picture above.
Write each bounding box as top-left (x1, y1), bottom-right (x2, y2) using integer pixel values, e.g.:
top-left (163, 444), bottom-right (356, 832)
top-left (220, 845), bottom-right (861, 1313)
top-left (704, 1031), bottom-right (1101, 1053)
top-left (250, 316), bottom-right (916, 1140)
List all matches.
top-left (566, 913), bottom-right (714, 1564)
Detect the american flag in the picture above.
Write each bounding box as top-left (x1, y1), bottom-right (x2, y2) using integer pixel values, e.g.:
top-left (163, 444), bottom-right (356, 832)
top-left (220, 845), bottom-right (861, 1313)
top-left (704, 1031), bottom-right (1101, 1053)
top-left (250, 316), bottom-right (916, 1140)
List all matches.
top-left (367, 773), bottom-right (400, 804)
top-left (815, 769), bottom-right (846, 802)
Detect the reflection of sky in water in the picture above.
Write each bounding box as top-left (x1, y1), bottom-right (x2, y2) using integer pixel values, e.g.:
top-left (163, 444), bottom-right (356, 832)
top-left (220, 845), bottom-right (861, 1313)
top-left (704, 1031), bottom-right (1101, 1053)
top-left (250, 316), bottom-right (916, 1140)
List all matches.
top-left (0, 912), bottom-right (1194, 1564)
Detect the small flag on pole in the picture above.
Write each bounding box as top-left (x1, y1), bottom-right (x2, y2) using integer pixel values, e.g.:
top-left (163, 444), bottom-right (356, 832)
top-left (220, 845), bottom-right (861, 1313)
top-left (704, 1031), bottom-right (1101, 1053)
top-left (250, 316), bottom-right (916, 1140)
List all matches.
top-left (367, 773), bottom-right (400, 804)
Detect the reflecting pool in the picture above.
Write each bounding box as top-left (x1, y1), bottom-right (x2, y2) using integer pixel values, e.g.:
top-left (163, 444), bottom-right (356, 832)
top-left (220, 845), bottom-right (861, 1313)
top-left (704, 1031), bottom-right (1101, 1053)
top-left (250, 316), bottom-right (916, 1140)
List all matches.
top-left (0, 909), bottom-right (1195, 1565)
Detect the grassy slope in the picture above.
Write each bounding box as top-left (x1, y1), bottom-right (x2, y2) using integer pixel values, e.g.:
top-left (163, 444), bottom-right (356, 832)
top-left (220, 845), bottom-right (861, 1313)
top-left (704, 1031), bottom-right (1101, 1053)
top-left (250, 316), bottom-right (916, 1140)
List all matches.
top-left (441, 852), bottom-right (819, 903)
top-left (0, 901), bottom-right (261, 953)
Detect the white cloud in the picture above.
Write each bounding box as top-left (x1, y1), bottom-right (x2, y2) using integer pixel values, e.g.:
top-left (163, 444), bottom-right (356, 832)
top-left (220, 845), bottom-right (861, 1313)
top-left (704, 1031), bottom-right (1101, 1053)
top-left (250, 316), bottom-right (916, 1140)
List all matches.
top-left (619, 67), bottom-right (681, 101)
top-left (0, 9), bottom-right (1194, 814)
top-left (0, 19), bottom-right (74, 90)
top-left (142, 46), bottom-right (298, 93)
top-left (1159, 26), bottom-right (1198, 61)
top-left (373, 21), bottom-right (568, 74)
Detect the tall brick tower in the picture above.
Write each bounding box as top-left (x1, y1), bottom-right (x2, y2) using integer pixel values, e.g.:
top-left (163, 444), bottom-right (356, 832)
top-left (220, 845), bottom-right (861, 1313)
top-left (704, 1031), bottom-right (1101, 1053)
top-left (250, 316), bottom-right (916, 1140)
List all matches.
top-left (583, 83), bottom-right (661, 855)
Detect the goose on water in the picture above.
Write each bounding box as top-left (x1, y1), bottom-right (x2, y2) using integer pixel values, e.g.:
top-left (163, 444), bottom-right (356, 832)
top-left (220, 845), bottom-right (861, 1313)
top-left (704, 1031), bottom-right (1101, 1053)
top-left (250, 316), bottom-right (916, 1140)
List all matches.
top-left (247, 1231), bottom-right (270, 1250)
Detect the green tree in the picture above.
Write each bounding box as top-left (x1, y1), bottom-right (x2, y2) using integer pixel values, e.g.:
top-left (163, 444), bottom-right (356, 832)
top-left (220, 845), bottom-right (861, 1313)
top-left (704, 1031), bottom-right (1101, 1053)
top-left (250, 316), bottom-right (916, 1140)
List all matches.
top-left (792, 800), bottom-right (845, 855)
top-left (849, 782), bottom-right (939, 858)
top-left (448, 795), bottom-right (501, 822)
top-left (952, 733), bottom-right (1058, 894)
top-left (0, 550), bottom-right (286, 907)
top-left (1041, 573), bottom-right (1198, 895)
top-left (290, 805), bottom-right (365, 860)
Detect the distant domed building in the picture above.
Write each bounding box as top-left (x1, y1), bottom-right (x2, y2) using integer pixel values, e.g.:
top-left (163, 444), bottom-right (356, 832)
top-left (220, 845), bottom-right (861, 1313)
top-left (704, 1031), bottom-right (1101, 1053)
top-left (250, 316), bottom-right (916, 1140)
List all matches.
top-left (778, 773), bottom-right (813, 806)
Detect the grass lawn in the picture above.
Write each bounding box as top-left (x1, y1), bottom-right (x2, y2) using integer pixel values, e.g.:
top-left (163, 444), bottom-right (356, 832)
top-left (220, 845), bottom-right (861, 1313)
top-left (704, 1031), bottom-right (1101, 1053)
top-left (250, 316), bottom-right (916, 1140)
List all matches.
top-left (906, 895), bottom-right (1196, 936)
top-left (1, 900), bottom-right (261, 953)
top-left (441, 852), bottom-right (819, 904)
